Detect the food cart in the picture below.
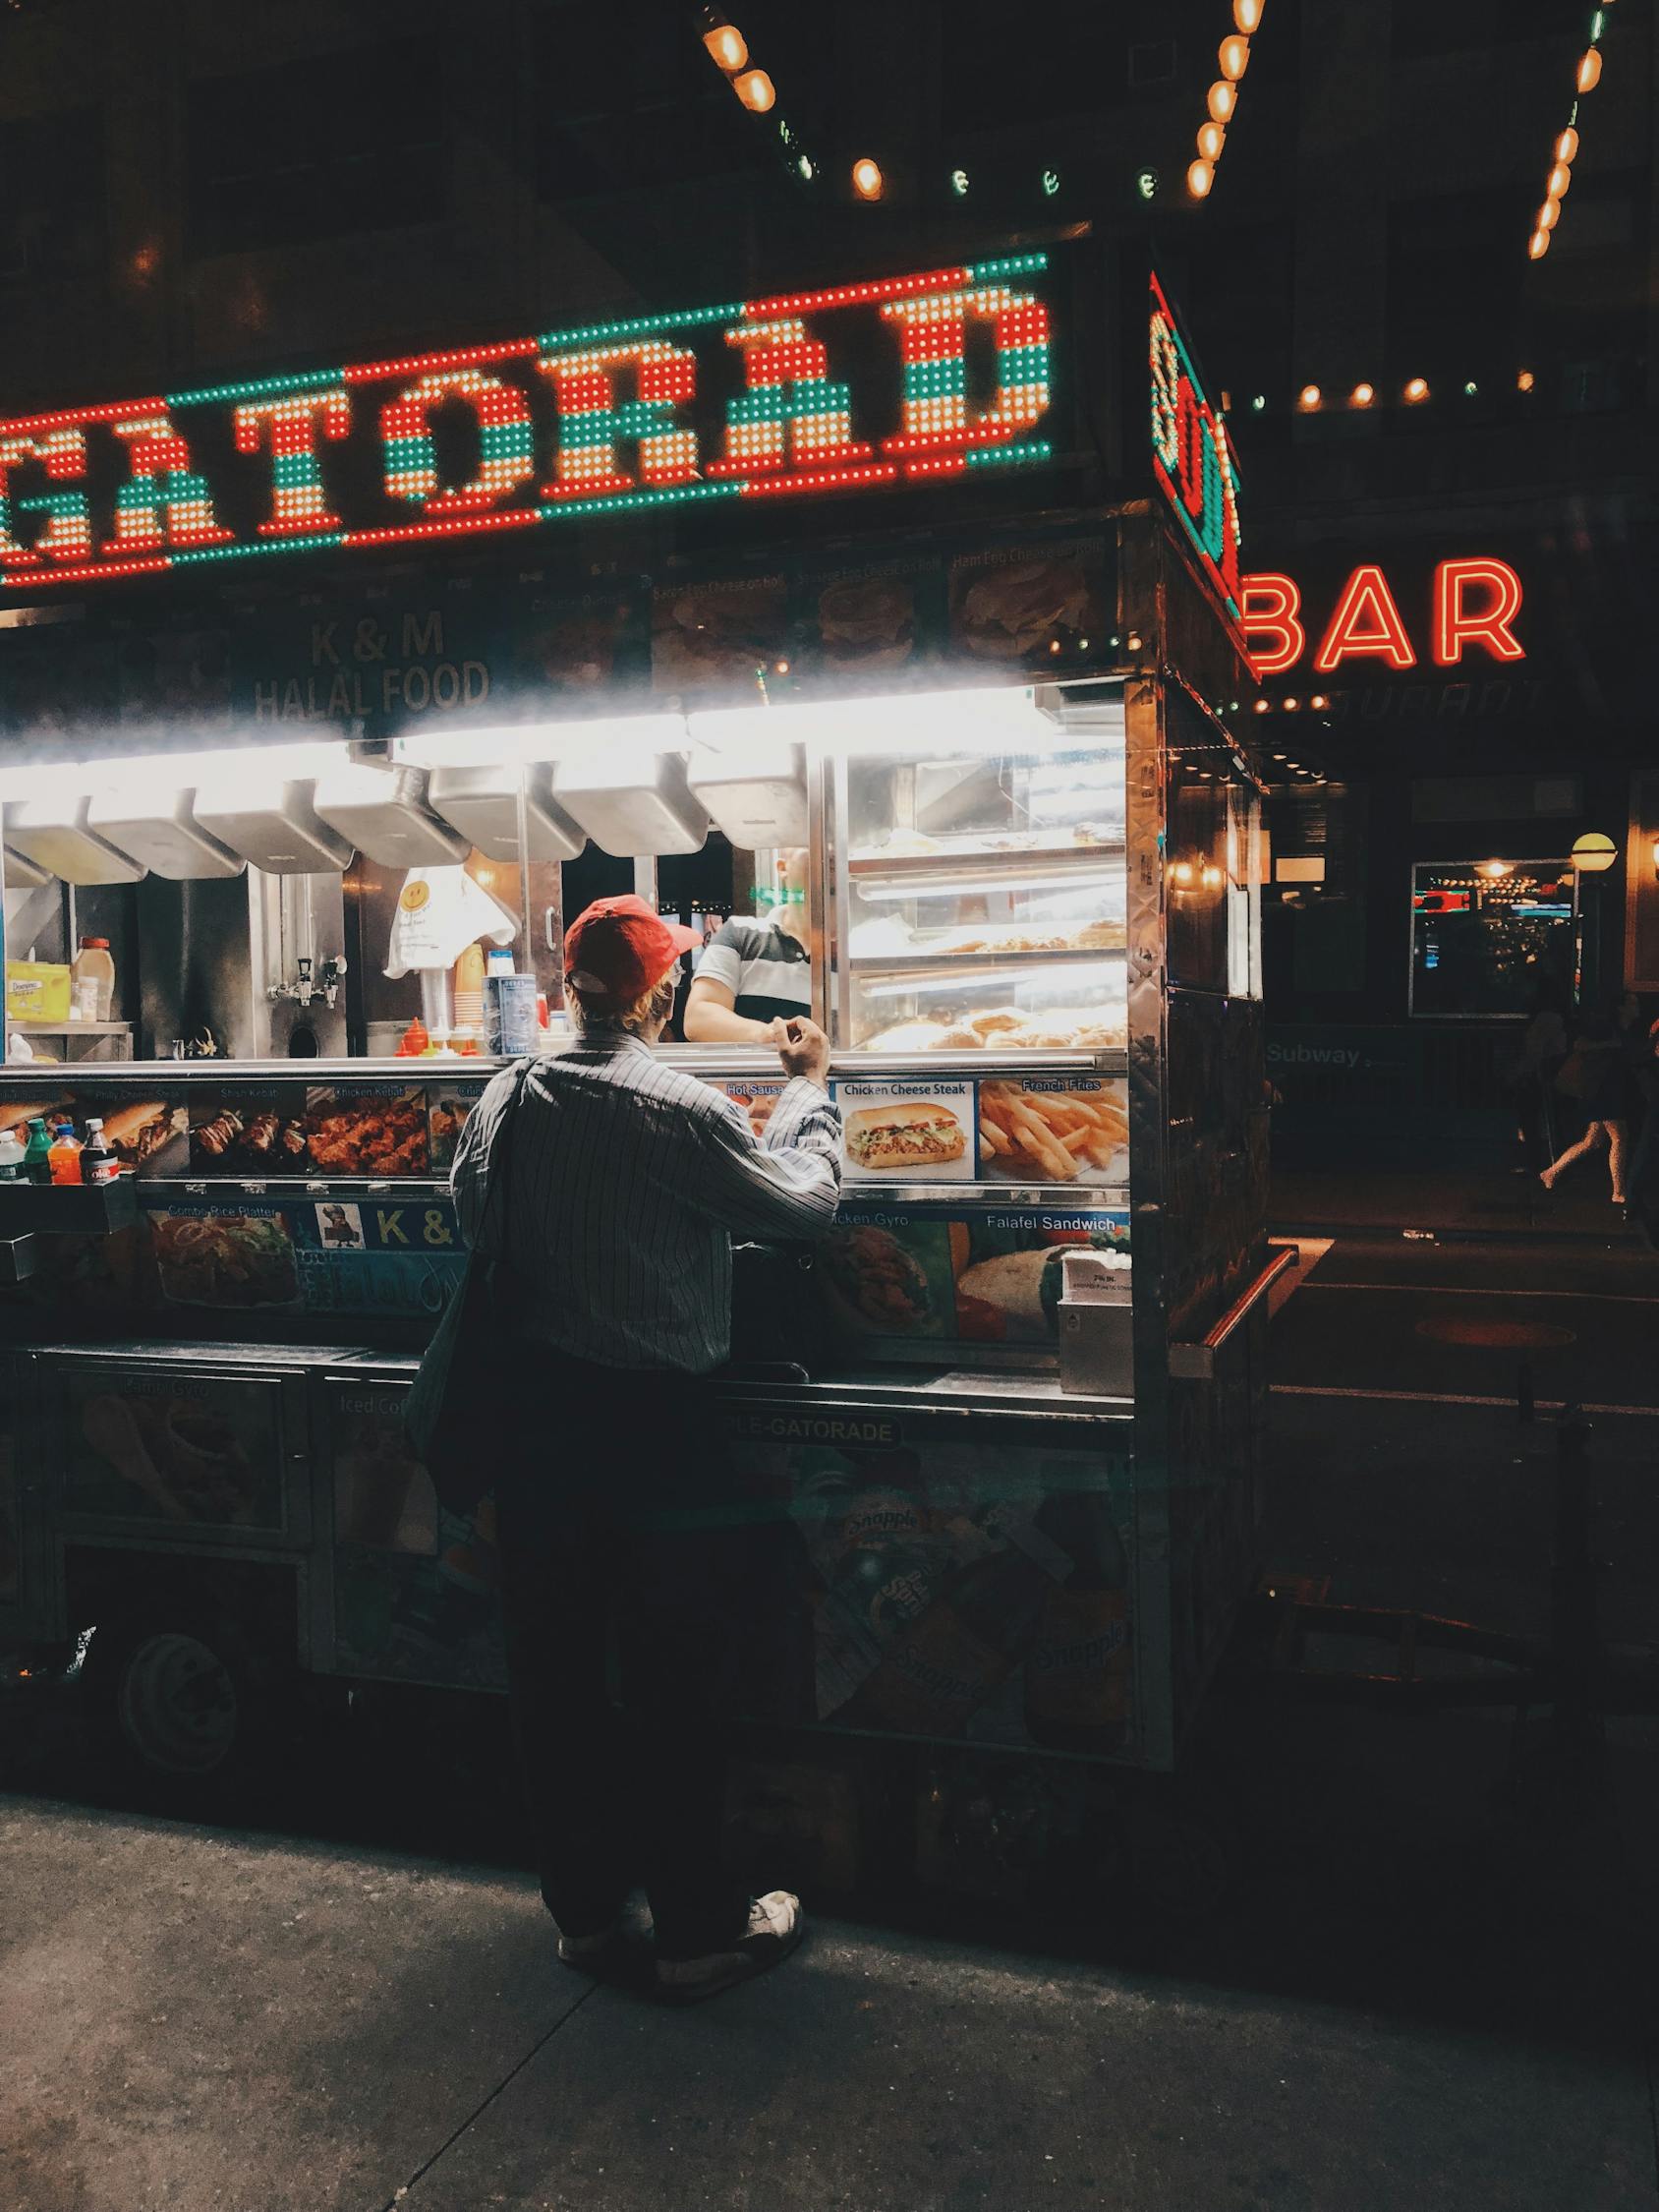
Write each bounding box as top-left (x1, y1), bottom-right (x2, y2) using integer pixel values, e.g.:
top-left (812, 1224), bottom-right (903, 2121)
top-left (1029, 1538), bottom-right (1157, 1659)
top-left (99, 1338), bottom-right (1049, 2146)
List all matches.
top-left (0, 234), bottom-right (1271, 1805)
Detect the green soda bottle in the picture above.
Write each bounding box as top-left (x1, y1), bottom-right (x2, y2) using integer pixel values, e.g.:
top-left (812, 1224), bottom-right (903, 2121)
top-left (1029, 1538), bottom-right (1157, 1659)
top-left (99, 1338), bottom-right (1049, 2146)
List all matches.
top-left (23, 1118), bottom-right (53, 1186)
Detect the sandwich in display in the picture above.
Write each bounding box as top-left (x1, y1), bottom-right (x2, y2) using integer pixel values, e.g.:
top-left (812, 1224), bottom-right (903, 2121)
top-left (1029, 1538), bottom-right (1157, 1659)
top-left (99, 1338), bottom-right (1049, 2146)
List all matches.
top-left (845, 1100), bottom-right (967, 1172)
top-left (100, 1100), bottom-right (185, 1166)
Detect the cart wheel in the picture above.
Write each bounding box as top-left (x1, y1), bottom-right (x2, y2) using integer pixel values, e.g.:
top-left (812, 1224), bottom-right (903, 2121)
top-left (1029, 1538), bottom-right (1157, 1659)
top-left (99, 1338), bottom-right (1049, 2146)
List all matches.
top-left (1125, 1802), bottom-right (1237, 1923)
top-left (86, 1608), bottom-right (264, 1790)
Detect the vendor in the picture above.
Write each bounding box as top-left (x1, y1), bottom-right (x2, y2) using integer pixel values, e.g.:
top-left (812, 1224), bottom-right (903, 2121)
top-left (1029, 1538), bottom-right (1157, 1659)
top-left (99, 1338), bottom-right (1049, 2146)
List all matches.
top-left (683, 847), bottom-right (812, 1045)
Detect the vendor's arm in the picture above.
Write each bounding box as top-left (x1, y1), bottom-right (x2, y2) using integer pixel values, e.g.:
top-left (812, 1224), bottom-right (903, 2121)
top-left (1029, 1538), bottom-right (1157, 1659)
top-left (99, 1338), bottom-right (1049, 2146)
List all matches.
top-left (683, 974), bottom-right (780, 1045)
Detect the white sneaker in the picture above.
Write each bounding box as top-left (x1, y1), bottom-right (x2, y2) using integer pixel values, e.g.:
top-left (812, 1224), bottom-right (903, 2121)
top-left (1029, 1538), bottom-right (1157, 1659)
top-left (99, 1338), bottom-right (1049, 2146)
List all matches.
top-left (655, 1892), bottom-right (805, 2003)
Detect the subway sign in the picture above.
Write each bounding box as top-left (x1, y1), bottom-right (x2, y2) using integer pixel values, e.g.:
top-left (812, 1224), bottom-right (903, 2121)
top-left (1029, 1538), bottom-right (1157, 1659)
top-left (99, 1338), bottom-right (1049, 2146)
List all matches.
top-left (0, 254), bottom-right (1058, 593)
top-left (1241, 558), bottom-right (1524, 676)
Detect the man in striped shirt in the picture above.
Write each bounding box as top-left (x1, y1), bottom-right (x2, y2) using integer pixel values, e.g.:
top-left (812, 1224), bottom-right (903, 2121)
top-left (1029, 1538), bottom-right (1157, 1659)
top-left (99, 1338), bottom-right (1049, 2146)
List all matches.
top-left (452, 894), bottom-right (840, 2002)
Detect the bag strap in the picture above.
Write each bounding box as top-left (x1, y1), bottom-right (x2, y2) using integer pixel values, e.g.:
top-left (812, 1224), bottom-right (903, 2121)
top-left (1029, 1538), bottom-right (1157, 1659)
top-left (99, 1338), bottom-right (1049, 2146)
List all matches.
top-left (474, 1059), bottom-right (533, 1260)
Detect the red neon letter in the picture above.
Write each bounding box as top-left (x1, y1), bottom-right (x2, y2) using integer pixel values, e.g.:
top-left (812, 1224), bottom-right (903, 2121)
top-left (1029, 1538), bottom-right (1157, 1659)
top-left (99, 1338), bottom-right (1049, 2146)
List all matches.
top-left (539, 342), bottom-right (698, 501)
top-left (1239, 572), bottom-right (1306, 675)
top-left (1432, 557), bottom-right (1523, 666)
top-left (235, 389), bottom-right (352, 537)
top-left (1313, 563), bottom-right (1416, 671)
top-left (0, 425), bottom-right (91, 568)
top-left (102, 409), bottom-right (235, 555)
top-left (382, 371), bottom-right (536, 515)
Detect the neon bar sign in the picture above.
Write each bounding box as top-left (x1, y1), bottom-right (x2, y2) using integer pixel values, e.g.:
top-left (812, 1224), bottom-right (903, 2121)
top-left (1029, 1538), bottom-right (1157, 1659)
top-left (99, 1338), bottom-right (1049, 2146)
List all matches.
top-left (1241, 560), bottom-right (1524, 675)
top-left (1149, 270), bottom-right (1243, 626)
top-left (0, 255), bottom-right (1054, 593)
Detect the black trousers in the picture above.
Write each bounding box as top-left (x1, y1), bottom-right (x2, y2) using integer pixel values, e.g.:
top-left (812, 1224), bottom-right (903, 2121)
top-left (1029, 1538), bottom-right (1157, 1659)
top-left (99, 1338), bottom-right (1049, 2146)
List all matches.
top-left (493, 1355), bottom-right (754, 1959)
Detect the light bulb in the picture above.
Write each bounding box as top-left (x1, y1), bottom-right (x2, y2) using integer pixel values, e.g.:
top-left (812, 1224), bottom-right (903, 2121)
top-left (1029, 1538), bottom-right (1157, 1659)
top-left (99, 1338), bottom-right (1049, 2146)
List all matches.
top-left (1207, 80), bottom-right (1237, 122)
top-left (1233, 0), bottom-right (1264, 28)
top-left (702, 20), bottom-right (748, 72)
top-left (1555, 127), bottom-right (1580, 164)
top-left (1350, 381), bottom-right (1374, 407)
top-left (1516, 369), bottom-right (1536, 392)
top-left (1403, 376), bottom-right (1429, 402)
top-left (851, 155), bottom-right (884, 201)
top-left (1197, 120), bottom-right (1227, 159)
top-left (734, 68), bottom-right (774, 111)
top-left (1537, 199), bottom-right (1559, 231)
top-left (950, 167), bottom-right (970, 197)
top-left (1187, 156), bottom-right (1216, 199)
top-left (1219, 33), bottom-right (1250, 79)
top-left (1547, 161), bottom-right (1572, 200)
top-left (1527, 229), bottom-right (1551, 261)
top-left (1296, 383), bottom-right (1321, 411)
top-left (1576, 46), bottom-right (1602, 91)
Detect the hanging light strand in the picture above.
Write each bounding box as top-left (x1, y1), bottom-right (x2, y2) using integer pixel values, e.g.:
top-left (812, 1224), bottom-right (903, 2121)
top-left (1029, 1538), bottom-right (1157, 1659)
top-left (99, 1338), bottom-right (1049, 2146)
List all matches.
top-left (1527, 3), bottom-right (1616, 261)
top-left (1188, 1), bottom-right (1263, 200)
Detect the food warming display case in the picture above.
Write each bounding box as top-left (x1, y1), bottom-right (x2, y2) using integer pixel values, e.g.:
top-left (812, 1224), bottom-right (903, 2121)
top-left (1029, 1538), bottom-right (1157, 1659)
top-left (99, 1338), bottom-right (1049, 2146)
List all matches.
top-left (0, 236), bottom-right (1271, 1784)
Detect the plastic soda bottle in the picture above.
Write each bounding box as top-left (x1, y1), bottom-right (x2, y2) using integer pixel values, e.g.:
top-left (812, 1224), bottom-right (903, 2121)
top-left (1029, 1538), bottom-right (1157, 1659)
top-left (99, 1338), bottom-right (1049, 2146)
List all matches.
top-left (23, 1118), bottom-right (53, 1185)
top-left (48, 1123), bottom-right (85, 1185)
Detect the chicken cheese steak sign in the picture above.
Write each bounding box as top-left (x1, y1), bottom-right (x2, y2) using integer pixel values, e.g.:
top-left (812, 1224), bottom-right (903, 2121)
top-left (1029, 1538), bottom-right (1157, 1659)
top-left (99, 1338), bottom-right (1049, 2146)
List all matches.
top-left (0, 254), bottom-right (1058, 593)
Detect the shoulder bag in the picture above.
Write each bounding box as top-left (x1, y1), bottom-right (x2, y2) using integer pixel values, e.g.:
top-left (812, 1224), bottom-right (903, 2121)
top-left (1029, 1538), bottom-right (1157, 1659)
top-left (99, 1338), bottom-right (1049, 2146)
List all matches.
top-left (404, 1061), bottom-right (531, 1514)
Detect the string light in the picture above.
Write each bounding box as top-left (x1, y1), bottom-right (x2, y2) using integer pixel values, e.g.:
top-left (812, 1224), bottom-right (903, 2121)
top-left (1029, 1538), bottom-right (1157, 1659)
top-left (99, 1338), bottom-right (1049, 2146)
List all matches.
top-left (851, 156), bottom-right (885, 201)
top-left (1189, 5), bottom-right (1261, 198)
top-left (1403, 377), bottom-right (1429, 403)
top-left (734, 69), bottom-right (774, 112)
top-left (1350, 382), bottom-right (1374, 408)
top-left (1296, 383), bottom-right (1321, 411)
top-left (1526, 3), bottom-right (1613, 261)
top-left (700, 12), bottom-right (748, 72)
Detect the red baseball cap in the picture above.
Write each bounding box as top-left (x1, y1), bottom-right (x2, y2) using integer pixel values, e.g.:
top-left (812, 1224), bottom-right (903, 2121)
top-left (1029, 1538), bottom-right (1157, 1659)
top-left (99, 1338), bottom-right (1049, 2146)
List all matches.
top-left (563, 894), bottom-right (701, 1011)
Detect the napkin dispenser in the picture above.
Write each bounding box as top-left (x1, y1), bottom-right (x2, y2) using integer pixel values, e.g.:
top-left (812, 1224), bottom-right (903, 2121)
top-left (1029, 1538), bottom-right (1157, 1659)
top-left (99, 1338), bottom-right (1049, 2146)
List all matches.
top-left (1057, 1249), bottom-right (1132, 1398)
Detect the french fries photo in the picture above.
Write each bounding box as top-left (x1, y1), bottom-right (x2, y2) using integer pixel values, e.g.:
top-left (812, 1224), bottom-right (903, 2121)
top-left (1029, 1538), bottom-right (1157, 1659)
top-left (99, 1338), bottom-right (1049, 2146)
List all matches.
top-left (979, 1081), bottom-right (1128, 1185)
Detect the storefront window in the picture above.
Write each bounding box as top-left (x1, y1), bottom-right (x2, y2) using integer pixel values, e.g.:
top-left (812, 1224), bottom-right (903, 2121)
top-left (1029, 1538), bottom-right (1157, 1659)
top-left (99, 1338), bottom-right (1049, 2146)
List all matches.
top-left (1408, 858), bottom-right (1575, 1018)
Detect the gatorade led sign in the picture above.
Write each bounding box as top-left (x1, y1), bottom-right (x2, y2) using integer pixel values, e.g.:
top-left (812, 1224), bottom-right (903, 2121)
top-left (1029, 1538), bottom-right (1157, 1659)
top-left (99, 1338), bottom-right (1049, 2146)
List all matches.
top-left (1241, 559), bottom-right (1525, 676)
top-left (0, 253), bottom-right (1055, 593)
top-left (1148, 269), bottom-right (1243, 629)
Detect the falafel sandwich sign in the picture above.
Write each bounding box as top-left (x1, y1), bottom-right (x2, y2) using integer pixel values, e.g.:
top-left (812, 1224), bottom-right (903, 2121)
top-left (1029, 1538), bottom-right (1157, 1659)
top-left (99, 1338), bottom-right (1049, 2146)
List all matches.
top-left (0, 253), bottom-right (1058, 594)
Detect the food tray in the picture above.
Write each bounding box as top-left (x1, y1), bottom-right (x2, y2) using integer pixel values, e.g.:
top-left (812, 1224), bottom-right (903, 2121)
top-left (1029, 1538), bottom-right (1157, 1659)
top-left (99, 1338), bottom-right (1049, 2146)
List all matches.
top-left (847, 840), bottom-right (1124, 878)
top-left (846, 947), bottom-right (1127, 974)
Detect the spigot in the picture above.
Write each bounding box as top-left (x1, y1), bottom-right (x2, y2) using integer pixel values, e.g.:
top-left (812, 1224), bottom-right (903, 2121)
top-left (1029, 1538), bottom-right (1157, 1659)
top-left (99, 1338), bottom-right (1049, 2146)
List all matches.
top-left (318, 954), bottom-right (347, 1010)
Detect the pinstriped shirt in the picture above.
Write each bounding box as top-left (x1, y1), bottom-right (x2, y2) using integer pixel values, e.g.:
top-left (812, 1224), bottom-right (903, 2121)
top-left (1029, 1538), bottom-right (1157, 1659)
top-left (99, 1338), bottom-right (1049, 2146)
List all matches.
top-left (450, 1031), bottom-right (842, 1373)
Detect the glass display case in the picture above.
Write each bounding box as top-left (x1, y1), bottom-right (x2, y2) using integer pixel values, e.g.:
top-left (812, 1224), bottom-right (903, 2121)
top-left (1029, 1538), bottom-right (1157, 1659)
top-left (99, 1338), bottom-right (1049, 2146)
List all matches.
top-left (830, 692), bottom-right (1128, 1055)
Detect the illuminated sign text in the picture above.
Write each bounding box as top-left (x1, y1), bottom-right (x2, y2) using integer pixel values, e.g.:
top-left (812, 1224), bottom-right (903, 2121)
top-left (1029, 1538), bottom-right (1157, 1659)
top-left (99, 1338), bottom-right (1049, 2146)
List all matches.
top-left (0, 257), bottom-right (1055, 594)
top-left (1149, 271), bottom-right (1243, 626)
top-left (1241, 558), bottom-right (1524, 676)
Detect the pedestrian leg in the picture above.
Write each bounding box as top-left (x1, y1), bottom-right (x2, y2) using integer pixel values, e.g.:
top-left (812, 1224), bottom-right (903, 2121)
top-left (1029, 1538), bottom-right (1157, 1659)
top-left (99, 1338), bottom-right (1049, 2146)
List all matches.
top-left (495, 1473), bottom-right (636, 1937)
top-left (1540, 1122), bottom-right (1606, 1190)
top-left (1606, 1118), bottom-right (1630, 1204)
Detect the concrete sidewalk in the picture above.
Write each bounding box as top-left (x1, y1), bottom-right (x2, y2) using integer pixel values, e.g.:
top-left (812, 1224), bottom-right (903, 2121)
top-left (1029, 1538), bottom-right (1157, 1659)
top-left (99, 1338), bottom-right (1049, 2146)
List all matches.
top-left (3, 1783), bottom-right (1654, 2212)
